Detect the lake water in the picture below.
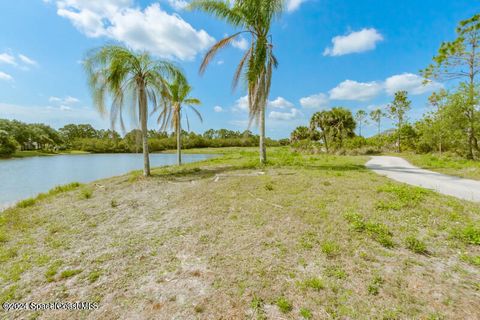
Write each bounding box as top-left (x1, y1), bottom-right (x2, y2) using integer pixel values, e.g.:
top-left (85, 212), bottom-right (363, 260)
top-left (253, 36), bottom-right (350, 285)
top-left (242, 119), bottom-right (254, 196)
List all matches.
top-left (0, 153), bottom-right (216, 209)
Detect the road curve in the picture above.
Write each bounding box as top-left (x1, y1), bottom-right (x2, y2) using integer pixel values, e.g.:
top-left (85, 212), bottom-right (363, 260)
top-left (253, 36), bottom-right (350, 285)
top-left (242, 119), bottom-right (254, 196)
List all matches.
top-left (366, 156), bottom-right (480, 203)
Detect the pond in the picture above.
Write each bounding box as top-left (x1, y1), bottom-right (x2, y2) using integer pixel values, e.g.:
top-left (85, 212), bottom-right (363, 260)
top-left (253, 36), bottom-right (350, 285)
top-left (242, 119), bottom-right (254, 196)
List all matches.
top-left (0, 153), bottom-right (216, 209)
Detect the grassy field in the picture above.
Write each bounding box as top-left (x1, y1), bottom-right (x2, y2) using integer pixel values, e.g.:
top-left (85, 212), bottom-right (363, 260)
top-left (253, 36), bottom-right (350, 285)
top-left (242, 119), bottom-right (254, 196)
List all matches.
top-left (1, 147), bottom-right (479, 319)
top-left (398, 153), bottom-right (480, 180)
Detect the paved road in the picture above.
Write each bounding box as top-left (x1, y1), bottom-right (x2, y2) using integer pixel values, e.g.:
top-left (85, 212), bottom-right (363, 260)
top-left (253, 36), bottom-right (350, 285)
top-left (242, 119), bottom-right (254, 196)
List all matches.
top-left (366, 156), bottom-right (480, 203)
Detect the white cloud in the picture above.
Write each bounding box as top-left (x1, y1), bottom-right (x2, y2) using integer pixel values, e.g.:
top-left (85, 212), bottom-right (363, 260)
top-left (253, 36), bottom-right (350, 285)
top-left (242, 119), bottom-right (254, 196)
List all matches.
top-left (52, 1), bottom-right (214, 60)
top-left (213, 105), bottom-right (223, 113)
top-left (300, 93), bottom-right (329, 109)
top-left (269, 108), bottom-right (302, 121)
top-left (167, 0), bottom-right (188, 10)
top-left (384, 73), bottom-right (443, 95)
top-left (18, 54), bottom-right (37, 66)
top-left (0, 71), bottom-right (13, 81)
top-left (268, 97), bottom-right (295, 109)
top-left (329, 80), bottom-right (383, 101)
top-left (0, 53), bottom-right (16, 66)
top-left (232, 37), bottom-right (248, 51)
top-left (286, 0), bottom-right (307, 12)
top-left (217, 60), bottom-right (224, 65)
top-left (233, 96), bottom-right (295, 112)
top-left (49, 95), bottom-right (80, 105)
top-left (232, 95), bottom-right (249, 112)
top-left (324, 28), bottom-right (383, 56)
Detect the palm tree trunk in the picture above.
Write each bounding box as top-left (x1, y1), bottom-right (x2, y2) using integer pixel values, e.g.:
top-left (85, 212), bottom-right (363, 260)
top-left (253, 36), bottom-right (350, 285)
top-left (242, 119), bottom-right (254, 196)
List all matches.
top-left (139, 84), bottom-right (150, 176)
top-left (259, 105), bottom-right (266, 164)
top-left (176, 113), bottom-right (182, 166)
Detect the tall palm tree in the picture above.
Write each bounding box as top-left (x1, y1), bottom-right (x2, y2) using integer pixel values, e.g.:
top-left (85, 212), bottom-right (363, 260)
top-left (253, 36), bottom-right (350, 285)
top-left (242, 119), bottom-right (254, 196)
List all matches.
top-left (156, 75), bottom-right (202, 165)
top-left (84, 45), bottom-right (178, 176)
top-left (189, 0), bottom-right (283, 164)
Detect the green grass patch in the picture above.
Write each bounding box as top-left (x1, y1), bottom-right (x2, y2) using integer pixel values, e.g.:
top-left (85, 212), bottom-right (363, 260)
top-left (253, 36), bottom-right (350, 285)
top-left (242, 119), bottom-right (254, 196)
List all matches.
top-left (405, 236), bottom-right (428, 254)
top-left (79, 188), bottom-right (93, 199)
top-left (276, 296), bottom-right (293, 313)
top-left (367, 275), bottom-right (384, 296)
top-left (300, 307), bottom-right (313, 319)
top-left (451, 225), bottom-right (480, 245)
top-left (376, 183), bottom-right (429, 210)
top-left (320, 241), bottom-right (340, 258)
top-left (297, 277), bottom-right (325, 291)
top-left (60, 269), bottom-right (82, 279)
top-left (45, 260), bottom-right (63, 282)
top-left (16, 198), bottom-right (36, 208)
top-left (87, 270), bottom-right (102, 283)
top-left (345, 212), bottom-right (395, 248)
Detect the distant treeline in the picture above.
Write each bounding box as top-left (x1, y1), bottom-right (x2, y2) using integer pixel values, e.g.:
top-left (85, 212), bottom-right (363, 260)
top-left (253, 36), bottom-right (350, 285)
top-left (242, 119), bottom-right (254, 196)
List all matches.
top-left (0, 119), bottom-right (286, 156)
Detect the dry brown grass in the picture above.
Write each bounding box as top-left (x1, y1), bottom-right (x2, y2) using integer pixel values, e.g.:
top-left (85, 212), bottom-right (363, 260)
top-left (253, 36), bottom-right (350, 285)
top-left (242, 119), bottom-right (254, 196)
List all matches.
top-left (1, 147), bottom-right (479, 319)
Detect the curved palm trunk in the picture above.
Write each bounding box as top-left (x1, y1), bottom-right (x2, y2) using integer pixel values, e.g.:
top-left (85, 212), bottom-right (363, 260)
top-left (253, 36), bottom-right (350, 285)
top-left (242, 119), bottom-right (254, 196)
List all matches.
top-left (176, 109), bottom-right (182, 166)
top-left (259, 105), bottom-right (266, 164)
top-left (139, 84), bottom-right (151, 176)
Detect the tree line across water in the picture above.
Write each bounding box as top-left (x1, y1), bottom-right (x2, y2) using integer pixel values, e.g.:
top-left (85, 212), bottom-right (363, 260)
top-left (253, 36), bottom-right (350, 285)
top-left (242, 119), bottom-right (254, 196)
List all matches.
top-left (0, 120), bottom-right (284, 157)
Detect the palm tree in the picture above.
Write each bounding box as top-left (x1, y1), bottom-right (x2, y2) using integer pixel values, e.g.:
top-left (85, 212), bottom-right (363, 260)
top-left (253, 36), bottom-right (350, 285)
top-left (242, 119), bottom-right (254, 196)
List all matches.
top-left (84, 45), bottom-right (178, 176)
top-left (156, 74), bottom-right (202, 165)
top-left (189, 0), bottom-right (283, 164)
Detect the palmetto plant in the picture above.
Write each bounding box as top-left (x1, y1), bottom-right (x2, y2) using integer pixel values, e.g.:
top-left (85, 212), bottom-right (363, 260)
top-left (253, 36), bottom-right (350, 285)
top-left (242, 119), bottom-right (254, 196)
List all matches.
top-left (189, 0), bottom-right (283, 164)
top-left (84, 45), bottom-right (179, 176)
top-left (156, 74), bottom-right (202, 165)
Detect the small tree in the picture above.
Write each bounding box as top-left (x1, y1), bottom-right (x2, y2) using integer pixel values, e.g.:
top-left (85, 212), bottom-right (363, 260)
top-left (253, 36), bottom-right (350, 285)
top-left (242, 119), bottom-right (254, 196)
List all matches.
top-left (354, 110), bottom-right (368, 137)
top-left (369, 108), bottom-right (385, 135)
top-left (428, 89), bottom-right (448, 154)
top-left (422, 14), bottom-right (480, 159)
top-left (290, 126), bottom-right (311, 142)
top-left (0, 130), bottom-right (18, 157)
top-left (387, 91), bottom-right (411, 152)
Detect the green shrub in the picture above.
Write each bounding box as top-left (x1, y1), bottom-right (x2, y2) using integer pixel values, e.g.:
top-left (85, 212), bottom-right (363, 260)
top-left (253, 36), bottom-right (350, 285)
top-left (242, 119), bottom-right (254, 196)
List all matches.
top-left (298, 277), bottom-right (324, 291)
top-left (16, 198), bottom-right (36, 208)
top-left (80, 188), bottom-right (93, 199)
top-left (367, 275), bottom-right (384, 295)
top-left (60, 269), bottom-right (82, 279)
top-left (345, 212), bottom-right (394, 248)
top-left (405, 236), bottom-right (428, 254)
top-left (276, 296), bottom-right (293, 313)
top-left (452, 225), bottom-right (480, 245)
top-left (300, 307), bottom-right (312, 319)
top-left (320, 241), bottom-right (340, 257)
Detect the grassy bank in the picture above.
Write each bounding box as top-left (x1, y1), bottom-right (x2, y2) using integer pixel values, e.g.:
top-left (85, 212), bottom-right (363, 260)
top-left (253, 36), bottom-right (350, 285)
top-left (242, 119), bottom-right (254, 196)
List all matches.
top-left (5, 150), bottom-right (91, 159)
top-left (1, 147), bottom-right (479, 319)
top-left (399, 153), bottom-right (480, 180)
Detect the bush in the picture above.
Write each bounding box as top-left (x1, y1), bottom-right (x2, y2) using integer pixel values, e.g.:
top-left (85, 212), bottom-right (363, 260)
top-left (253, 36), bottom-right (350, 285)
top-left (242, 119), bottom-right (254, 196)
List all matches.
top-left (0, 130), bottom-right (18, 157)
top-left (405, 236), bottom-right (428, 254)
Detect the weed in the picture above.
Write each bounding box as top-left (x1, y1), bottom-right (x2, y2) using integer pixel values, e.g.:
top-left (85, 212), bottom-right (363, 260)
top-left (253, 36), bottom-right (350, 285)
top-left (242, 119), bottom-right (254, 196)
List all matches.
top-left (367, 275), bottom-right (384, 295)
top-left (110, 199), bottom-right (119, 208)
top-left (324, 266), bottom-right (347, 279)
top-left (451, 225), bottom-right (480, 245)
top-left (80, 188), bottom-right (93, 199)
top-left (251, 295), bottom-right (266, 320)
top-left (300, 307), bottom-right (312, 319)
top-left (460, 254), bottom-right (480, 267)
top-left (377, 183), bottom-right (428, 209)
top-left (321, 241), bottom-right (340, 258)
top-left (405, 236), bottom-right (428, 254)
top-left (87, 270), bottom-right (102, 283)
top-left (276, 296), bottom-right (293, 313)
top-left (16, 198), bottom-right (36, 208)
top-left (345, 212), bottom-right (394, 248)
top-left (194, 304), bottom-right (205, 313)
top-left (264, 182), bottom-right (274, 191)
top-left (45, 260), bottom-right (63, 282)
top-left (297, 277), bottom-right (324, 291)
top-left (60, 269), bottom-right (82, 279)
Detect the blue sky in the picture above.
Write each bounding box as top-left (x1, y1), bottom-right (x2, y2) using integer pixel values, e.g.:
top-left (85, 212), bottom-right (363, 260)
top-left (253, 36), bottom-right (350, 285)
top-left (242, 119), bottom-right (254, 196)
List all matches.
top-left (0, 0), bottom-right (478, 138)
